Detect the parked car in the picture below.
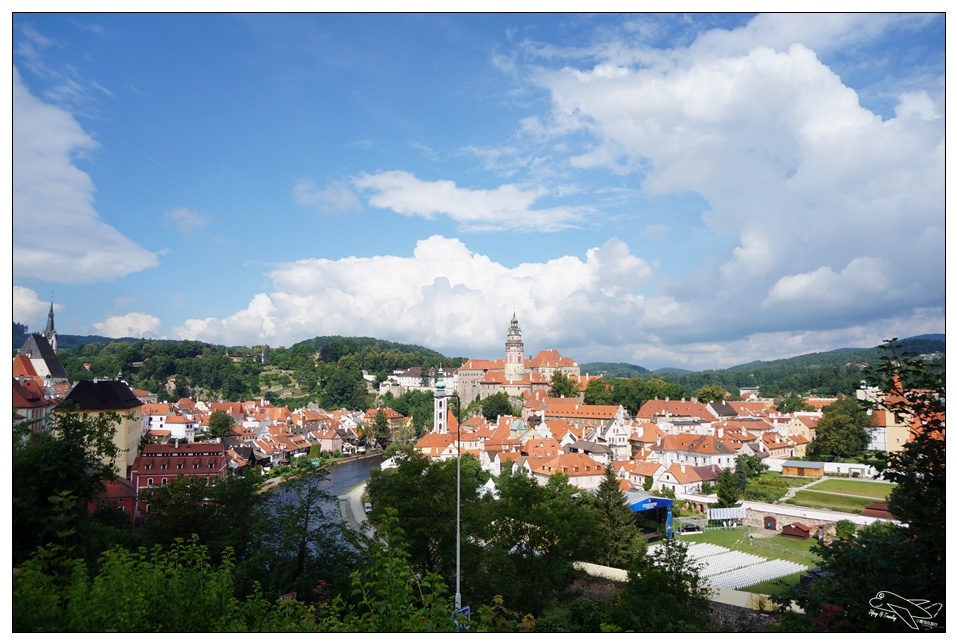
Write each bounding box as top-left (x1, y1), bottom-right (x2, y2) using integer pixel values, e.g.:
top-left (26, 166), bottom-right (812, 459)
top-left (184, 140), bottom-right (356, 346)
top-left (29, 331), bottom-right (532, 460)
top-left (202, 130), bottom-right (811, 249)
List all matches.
top-left (681, 524), bottom-right (702, 533)
top-left (363, 502), bottom-right (372, 514)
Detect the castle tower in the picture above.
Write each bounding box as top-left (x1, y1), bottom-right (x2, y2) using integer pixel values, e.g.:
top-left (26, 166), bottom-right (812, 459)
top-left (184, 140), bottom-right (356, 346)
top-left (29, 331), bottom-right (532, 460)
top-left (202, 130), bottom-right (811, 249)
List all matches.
top-left (504, 311), bottom-right (525, 383)
top-left (434, 368), bottom-right (449, 434)
top-left (42, 298), bottom-right (58, 353)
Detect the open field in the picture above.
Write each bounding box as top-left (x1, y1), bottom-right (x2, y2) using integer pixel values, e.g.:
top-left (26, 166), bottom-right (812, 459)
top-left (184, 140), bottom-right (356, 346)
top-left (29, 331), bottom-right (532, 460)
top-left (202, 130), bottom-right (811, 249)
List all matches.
top-left (807, 478), bottom-right (895, 499)
top-left (785, 490), bottom-right (873, 513)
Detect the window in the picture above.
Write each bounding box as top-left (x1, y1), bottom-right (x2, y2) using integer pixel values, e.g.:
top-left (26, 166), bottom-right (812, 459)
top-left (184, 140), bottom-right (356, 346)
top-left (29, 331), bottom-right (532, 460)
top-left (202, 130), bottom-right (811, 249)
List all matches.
top-left (147, 478), bottom-right (153, 486)
top-left (161, 478), bottom-right (168, 486)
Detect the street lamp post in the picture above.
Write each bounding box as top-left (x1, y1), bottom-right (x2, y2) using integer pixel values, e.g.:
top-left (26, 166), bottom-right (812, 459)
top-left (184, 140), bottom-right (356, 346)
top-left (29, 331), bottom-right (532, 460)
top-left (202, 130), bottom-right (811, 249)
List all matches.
top-left (450, 392), bottom-right (462, 611)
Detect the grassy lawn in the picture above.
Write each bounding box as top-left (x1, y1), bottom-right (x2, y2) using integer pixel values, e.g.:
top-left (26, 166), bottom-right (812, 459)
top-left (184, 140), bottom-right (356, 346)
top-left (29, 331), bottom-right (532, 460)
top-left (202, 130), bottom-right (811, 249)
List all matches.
top-left (742, 572), bottom-right (805, 596)
top-left (785, 490), bottom-right (873, 513)
top-left (675, 527), bottom-right (820, 567)
top-left (806, 478), bottom-right (895, 499)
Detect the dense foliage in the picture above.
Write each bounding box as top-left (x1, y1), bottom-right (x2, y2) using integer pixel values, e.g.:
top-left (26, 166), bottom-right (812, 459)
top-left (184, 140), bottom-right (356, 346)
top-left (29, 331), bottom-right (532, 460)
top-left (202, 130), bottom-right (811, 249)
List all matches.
top-left (18, 325), bottom-right (942, 412)
top-left (40, 335), bottom-right (466, 408)
top-left (808, 396), bottom-right (871, 458)
top-left (583, 336), bottom-right (943, 399)
top-left (13, 408), bottom-right (126, 565)
top-left (772, 340), bottom-right (945, 632)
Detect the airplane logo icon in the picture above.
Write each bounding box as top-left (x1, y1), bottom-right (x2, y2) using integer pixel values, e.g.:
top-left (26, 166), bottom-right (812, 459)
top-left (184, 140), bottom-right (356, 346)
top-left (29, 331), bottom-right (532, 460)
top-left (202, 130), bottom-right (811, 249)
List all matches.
top-left (869, 591), bottom-right (942, 630)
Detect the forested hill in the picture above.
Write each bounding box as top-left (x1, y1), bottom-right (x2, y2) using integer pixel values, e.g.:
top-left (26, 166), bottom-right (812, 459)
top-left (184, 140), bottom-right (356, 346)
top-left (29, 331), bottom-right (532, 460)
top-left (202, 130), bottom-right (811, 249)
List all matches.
top-left (12, 320), bottom-right (943, 402)
top-left (286, 335), bottom-right (456, 364)
top-left (581, 335), bottom-right (944, 398)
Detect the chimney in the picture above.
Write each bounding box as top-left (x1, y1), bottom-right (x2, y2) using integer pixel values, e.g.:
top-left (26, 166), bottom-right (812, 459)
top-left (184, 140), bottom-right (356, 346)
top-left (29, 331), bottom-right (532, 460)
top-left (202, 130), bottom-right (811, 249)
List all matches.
top-left (680, 463), bottom-right (685, 473)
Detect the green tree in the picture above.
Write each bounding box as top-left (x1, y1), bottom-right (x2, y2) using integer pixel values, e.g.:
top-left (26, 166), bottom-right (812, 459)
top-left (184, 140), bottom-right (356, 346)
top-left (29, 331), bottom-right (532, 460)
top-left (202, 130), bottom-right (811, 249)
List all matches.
top-left (735, 457), bottom-right (748, 493)
top-left (319, 510), bottom-right (454, 632)
top-left (207, 409), bottom-right (235, 439)
top-left (372, 408), bottom-right (390, 448)
top-left (607, 539), bottom-right (711, 631)
top-left (480, 392), bottom-right (516, 420)
top-left (773, 340), bottom-right (945, 632)
top-left (694, 384), bottom-right (726, 403)
top-left (834, 519), bottom-right (856, 541)
top-left (582, 378), bottom-right (614, 405)
top-left (13, 536), bottom-right (317, 632)
top-left (809, 397), bottom-right (870, 458)
top-left (485, 469), bottom-right (601, 615)
top-left (589, 464), bottom-right (645, 569)
top-left (366, 451), bottom-right (488, 594)
top-left (548, 370), bottom-right (578, 399)
top-left (137, 472), bottom-right (265, 562)
top-left (13, 408), bottom-right (126, 565)
top-left (736, 453), bottom-right (768, 479)
top-left (239, 468), bottom-right (361, 605)
top-left (714, 467), bottom-right (739, 508)
top-left (775, 394), bottom-right (815, 413)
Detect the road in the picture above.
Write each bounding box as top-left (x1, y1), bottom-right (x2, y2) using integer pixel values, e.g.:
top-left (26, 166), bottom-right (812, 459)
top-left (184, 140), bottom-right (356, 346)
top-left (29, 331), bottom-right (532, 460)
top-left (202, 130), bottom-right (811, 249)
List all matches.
top-left (338, 480), bottom-right (375, 539)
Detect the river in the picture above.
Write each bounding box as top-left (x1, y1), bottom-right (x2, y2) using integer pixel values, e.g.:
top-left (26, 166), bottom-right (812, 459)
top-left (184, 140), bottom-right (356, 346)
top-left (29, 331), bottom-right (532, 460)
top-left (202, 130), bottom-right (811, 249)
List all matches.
top-left (265, 453), bottom-right (384, 533)
top-left (320, 453), bottom-right (385, 497)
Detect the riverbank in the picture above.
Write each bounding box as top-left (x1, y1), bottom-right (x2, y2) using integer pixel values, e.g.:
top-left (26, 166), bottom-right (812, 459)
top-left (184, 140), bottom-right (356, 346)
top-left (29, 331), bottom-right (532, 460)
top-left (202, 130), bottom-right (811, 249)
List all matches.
top-left (338, 481), bottom-right (374, 538)
top-left (256, 451), bottom-right (385, 493)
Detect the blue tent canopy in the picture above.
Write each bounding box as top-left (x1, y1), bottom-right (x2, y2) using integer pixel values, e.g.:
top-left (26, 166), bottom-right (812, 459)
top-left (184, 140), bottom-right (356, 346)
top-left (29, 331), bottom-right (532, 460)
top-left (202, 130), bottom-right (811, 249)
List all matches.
top-left (623, 489), bottom-right (673, 512)
top-left (623, 490), bottom-right (674, 538)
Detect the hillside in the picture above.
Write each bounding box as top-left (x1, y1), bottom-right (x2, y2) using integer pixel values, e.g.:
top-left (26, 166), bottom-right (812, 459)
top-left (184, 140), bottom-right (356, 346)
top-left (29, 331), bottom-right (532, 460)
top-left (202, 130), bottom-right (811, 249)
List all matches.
top-left (12, 321), bottom-right (943, 401)
top-left (579, 335), bottom-right (943, 399)
top-left (578, 362), bottom-right (651, 378)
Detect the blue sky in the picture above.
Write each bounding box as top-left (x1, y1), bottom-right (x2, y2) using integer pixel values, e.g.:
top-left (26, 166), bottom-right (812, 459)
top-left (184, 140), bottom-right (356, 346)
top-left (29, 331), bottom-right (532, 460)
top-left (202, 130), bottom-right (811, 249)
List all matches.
top-left (8, 10), bottom-right (947, 370)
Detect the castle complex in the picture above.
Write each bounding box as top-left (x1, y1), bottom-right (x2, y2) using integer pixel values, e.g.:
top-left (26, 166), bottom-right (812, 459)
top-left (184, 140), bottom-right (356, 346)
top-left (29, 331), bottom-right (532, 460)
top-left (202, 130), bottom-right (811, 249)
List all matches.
top-left (454, 312), bottom-right (581, 405)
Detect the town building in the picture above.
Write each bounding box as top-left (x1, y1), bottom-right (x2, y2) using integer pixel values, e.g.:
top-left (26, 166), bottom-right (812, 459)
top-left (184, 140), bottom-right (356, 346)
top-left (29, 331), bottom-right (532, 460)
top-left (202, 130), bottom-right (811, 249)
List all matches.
top-left (57, 378), bottom-right (146, 477)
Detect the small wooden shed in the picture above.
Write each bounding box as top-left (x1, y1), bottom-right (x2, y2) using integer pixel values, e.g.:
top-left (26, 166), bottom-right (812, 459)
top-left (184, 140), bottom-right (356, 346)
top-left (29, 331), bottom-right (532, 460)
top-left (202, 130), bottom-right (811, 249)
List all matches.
top-left (781, 460), bottom-right (825, 478)
top-left (782, 522), bottom-right (814, 539)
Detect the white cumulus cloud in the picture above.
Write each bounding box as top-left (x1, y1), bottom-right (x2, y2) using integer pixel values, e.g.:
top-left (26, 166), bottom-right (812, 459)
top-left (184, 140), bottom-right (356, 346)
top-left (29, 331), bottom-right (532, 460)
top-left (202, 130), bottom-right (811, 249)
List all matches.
top-left (353, 170), bottom-right (585, 232)
top-left (526, 18), bottom-right (943, 344)
top-left (91, 312), bottom-right (163, 339)
top-left (12, 286), bottom-right (55, 333)
top-left (13, 66), bottom-right (159, 283)
top-left (173, 235), bottom-right (656, 355)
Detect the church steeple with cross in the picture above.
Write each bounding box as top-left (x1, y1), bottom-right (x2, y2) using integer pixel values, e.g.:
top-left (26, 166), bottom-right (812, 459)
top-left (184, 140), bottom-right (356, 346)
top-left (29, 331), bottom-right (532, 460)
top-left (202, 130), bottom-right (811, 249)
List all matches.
top-left (42, 295), bottom-right (58, 353)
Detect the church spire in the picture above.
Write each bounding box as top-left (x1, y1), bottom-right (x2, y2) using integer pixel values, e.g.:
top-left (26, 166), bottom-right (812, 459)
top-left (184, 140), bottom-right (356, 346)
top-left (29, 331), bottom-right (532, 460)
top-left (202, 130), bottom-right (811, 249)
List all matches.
top-left (43, 297), bottom-right (57, 352)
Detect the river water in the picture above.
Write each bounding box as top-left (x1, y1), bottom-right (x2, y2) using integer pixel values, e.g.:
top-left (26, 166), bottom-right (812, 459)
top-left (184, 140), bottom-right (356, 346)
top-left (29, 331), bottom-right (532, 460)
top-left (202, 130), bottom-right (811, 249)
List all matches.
top-left (320, 453), bottom-right (385, 497)
top-left (266, 453), bottom-right (385, 525)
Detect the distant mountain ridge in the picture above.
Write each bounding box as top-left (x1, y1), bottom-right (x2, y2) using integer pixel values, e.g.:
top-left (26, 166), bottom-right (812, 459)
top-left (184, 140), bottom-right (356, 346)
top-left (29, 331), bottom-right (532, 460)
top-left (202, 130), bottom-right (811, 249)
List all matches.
top-left (13, 322), bottom-right (942, 376)
top-left (579, 335), bottom-right (943, 377)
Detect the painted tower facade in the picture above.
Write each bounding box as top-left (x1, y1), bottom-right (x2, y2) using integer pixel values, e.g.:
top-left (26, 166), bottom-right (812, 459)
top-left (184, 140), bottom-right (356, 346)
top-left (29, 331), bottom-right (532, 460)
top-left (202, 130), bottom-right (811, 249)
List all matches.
top-left (504, 311), bottom-right (525, 383)
top-left (433, 370), bottom-right (449, 434)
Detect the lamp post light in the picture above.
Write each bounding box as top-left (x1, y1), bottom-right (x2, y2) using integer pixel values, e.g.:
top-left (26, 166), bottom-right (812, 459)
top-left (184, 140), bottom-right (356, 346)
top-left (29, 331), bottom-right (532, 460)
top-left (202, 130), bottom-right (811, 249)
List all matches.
top-left (449, 392), bottom-right (462, 611)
